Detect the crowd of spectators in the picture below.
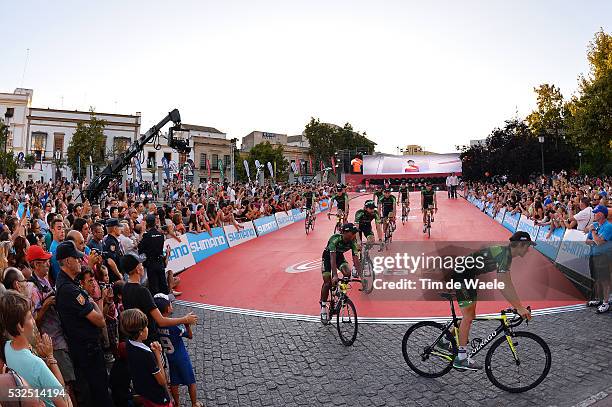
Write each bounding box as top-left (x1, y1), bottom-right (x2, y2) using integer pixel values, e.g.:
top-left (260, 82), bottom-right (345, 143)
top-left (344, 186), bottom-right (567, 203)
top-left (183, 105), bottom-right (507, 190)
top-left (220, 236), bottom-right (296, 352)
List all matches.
top-left (0, 175), bottom-right (335, 406)
top-left (465, 171), bottom-right (612, 314)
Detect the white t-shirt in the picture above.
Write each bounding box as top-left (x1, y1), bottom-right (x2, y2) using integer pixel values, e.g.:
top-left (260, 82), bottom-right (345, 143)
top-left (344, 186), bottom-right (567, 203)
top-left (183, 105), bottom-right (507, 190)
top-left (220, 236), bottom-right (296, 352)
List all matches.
top-left (573, 206), bottom-right (593, 231)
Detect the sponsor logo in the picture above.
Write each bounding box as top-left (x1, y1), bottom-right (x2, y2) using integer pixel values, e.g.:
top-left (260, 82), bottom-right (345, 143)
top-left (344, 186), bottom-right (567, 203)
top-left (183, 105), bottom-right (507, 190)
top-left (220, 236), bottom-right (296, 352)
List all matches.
top-left (227, 228), bottom-right (256, 242)
top-left (256, 221), bottom-right (277, 234)
top-left (189, 236), bottom-right (227, 253)
top-left (285, 259), bottom-right (322, 274)
top-left (168, 244), bottom-right (190, 261)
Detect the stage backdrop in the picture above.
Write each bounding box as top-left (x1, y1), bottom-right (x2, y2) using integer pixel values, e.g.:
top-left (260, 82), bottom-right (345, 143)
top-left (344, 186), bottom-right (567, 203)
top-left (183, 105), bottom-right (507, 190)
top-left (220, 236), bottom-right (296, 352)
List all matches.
top-left (362, 154), bottom-right (461, 175)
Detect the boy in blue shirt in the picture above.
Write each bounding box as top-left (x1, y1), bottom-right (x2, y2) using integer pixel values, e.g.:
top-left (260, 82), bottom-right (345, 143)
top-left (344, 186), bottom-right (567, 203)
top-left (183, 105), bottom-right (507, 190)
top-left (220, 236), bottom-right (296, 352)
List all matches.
top-left (154, 294), bottom-right (203, 407)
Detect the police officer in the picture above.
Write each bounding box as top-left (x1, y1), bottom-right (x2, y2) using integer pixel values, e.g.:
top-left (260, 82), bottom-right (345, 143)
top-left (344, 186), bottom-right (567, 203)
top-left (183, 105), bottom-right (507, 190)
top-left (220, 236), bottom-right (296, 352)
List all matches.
top-left (102, 218), bottom-right (124, 282)
top-left (55, 240), bottom-right (113, 407)
top-left (138, 214), bottom-right (168, 296)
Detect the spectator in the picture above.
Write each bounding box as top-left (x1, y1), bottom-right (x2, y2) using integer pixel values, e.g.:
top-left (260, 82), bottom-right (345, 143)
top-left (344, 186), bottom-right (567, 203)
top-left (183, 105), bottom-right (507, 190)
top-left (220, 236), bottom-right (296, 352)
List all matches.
top-left (48, 218), bottom-right (66, 283)
top-left (120, 253), bottom-right (197, 345)
top-left (54, 240), bottom-right (113, 407)
top-left (121, 308), bottom-right (173, 407)
top-left (154, 294), bottom-right (203, 407)
top-left (87, 222), bottom-right (105, 253)
top-left (569, 197), bottom-right (594, 231)
top-left (0, 291), bottom-right (69, 407)
top-left (586, 205), bottom-right (612, 314)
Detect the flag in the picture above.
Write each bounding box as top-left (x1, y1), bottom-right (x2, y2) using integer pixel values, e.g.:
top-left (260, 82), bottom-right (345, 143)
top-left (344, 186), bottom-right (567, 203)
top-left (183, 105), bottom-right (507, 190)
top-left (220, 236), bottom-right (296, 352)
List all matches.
top-left (134, 157), bottom-right (142, 181)
top-left (162, 157), bottom-right (170, 180)
top-left (267, 162), bottom-right (274, 178)
top-left (218, 159), bottom-right (224, 179)
top-left (331, 156), bottom-right (336, 174)
top-left (295, 155), bottom-right (300, 174)
top-left (273, 161), bottom-right (276, 177)
top-left (206, 159), bottom-right (211, 177)
top-left (320, 161), bottom-right (324, 171)
top-left (243, 160), bottom-right (250, 180)
top-left (309, 156), bottom-right (313, 174)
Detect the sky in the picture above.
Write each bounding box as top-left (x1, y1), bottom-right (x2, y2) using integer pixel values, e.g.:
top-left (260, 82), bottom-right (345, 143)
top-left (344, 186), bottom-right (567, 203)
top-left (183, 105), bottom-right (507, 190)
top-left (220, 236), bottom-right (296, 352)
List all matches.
top-left (1, 0), bottom-right (610, 153)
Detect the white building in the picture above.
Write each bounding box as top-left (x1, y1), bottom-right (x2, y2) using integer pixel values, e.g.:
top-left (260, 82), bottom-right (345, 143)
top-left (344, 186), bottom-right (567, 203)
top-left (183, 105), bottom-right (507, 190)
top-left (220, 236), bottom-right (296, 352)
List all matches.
top-left (0, 88), bottom-right (141, 182)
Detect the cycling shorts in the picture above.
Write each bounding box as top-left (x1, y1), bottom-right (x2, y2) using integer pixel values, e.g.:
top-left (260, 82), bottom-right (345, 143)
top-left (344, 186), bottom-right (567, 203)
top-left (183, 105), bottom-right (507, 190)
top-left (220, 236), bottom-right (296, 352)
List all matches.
top-left (322, 251), bottom-right (348, 276)
top-left (382, 207), bottom-right (394, 219)
top-left (358, 224), bottom-right (374, 239)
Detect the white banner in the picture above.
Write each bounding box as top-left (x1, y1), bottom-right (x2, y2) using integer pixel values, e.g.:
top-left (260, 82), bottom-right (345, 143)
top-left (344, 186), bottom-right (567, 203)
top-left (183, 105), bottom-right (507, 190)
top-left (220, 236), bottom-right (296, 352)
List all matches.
top-left (555, 229), bottom-right (590, 279)
top-left (516, 215), bottom-right (540, 242)
top-left (494, 207), bottom-right (506, 224)
top-left (275, 211), bottom-right (295, 228)
top-left (165, 234), bottom-right (196, 272)
top-left (363, 153), bottom-right (461, 175)
top-left (223, 222), bottom-right (257, 247)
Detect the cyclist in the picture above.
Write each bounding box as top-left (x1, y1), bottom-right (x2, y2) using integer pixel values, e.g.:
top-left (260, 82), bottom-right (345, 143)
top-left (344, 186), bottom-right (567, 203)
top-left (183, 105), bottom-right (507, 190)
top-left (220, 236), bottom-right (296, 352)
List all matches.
top-left (320, 223), bottom-right (362, 322)
top-left (354, 200), bottom-right (383, 245)
top-left (331, 185), bottom-right (349, 224)
top-left (444, 232), bottom-right (534, 370)
top-left (398, 181), bottom-right (410, 220)
top-left (420, 182), bottom-right (437, 233)
top-left (373, 185), bottom-right (384, 216)
top-left (302, 184), bottom-right (318, 221)
top-left (379, 188), bottom-right (397, 237)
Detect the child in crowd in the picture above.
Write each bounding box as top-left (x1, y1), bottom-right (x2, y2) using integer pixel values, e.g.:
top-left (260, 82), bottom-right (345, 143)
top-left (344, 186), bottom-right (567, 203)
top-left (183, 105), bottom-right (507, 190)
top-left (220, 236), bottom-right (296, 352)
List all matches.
top-left (121, 308), bottom-right (173, 407)
top-left (154, 294), bottom-right (203, 407)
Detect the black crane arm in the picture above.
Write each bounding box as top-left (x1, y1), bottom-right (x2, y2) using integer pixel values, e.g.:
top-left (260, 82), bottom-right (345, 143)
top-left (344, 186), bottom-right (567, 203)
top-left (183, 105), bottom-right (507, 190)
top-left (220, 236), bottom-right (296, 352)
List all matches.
top-left (84, 108), bottom-right (183, 202)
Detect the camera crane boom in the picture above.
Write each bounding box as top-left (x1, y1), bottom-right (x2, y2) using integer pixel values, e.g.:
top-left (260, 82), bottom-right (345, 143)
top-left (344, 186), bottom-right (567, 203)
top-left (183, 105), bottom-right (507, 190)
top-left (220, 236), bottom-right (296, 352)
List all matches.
top-left (83, 108), bottom-right (190, 203)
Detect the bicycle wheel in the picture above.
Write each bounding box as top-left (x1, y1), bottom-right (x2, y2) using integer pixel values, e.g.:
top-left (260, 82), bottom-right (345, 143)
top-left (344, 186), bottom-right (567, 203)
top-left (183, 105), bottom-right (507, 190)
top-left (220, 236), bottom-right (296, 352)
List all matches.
top-left (336, 297), bottom-right (358, 346)
top-left (360, 256), bottom-right (375, 294)
top-left (305, 218), bottom-right (311, 235)
top-left (485, 331), bottom-right (551, 393)
top-left (402, 321), bottom-right (456, 378)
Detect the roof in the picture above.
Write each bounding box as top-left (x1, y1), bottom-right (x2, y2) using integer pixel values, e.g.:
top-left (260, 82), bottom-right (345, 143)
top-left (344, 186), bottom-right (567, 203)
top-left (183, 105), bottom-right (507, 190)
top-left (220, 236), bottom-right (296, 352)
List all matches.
top-left (182, 124), bottom-right (225, 134)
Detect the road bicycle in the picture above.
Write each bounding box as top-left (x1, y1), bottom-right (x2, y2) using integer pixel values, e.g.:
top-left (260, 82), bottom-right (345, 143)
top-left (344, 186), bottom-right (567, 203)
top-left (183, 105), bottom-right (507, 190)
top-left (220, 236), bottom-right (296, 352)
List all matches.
top-left (401, 201), bottom-right (410, 225)
top-left (321, 276), bottom-right (361, 346)
top-left (383, 216), bottom-right (396, 248)
top-left (401, 292), bottom-right (551, 393)
top-left (423, 205), bottom-right (435, 238)
top-left (327, 210), bottom-right (345, 234)
top-left (355, 240), bottom-right (385, 294)
top-left (304, 207), bottom-right (316, 235)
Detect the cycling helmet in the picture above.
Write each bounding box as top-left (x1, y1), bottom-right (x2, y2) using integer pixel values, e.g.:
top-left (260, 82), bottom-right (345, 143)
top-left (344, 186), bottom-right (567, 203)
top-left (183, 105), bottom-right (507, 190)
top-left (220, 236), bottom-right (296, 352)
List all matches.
top-left (340, 223), bottom-right (359, 233)
top-left (364, 200), bottom-right (376, 209)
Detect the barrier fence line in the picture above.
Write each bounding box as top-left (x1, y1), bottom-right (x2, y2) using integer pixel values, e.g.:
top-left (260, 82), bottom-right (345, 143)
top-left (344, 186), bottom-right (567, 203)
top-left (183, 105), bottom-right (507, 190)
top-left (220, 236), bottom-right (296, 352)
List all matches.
top-left (464, 192), bottom-right (592, 283)
top-left (168, 198), bottom-right (332, 273)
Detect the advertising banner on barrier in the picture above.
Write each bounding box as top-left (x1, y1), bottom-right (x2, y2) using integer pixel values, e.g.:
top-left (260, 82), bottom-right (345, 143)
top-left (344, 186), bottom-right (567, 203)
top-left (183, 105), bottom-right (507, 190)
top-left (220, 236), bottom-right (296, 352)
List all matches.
top-left (494, 207), bottom-right (506, 224)
top-left (502, 211), bottom-right (520, 232)
top-left (275, 211), bottom-right (295, 228)
top-left (166, 234), bottom-right (196, 272)
top-left (223, 222), bottom-right (257, 247)
top-left (485, 203), bottom-right (495, 217)
top-left (291, 208), bottom-right (307, 222)
top-left (186, 227), bottom-right (229, 263)
top-left (516, 216), bottom-right (540, 242)
top-left (534, 225), bottom-right (564, 261)
top-left (253, 215), bottom-right (279, 236)
top-left (555, 229), bottom-right (591, 279)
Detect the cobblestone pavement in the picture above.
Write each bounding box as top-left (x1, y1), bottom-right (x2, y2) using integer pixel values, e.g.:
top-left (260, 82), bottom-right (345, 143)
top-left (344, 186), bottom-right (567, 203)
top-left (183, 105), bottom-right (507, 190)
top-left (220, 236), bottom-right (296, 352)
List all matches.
top-left (172, 305), bottom-right (612, 407)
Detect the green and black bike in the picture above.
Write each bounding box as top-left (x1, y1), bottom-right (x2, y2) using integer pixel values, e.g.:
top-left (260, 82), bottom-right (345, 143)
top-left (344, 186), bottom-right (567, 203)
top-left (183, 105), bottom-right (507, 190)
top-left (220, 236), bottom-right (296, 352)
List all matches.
top-left (321, 276), bottom-right (361, 346)
top-left (401, 292), bottom-right (551, 393)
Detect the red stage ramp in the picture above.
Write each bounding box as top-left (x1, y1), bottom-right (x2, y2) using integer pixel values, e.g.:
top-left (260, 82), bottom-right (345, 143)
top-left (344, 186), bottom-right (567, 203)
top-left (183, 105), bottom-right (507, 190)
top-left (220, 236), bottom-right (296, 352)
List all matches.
top-left (175, 193), bottom-right (584, 321)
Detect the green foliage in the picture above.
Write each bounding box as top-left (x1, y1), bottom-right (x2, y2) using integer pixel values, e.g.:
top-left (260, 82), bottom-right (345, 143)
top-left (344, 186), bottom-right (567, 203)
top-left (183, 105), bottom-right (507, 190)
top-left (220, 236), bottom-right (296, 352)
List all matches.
top-left (526, 84), bottom-right (565, 138)
top-left (24, 154), bottom-right (36, 169)
top-left (66, 109), bottom-right (107, 180)
top-left (245, 142), bottom-right (288, 181)
top-left (303, 118), bottom-right (375, 165)
top-left (0, 120), bottom-right (16, 178)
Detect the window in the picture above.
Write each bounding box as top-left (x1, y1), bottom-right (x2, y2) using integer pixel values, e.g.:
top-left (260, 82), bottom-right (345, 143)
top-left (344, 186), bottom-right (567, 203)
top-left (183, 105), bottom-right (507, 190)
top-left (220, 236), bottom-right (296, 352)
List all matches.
top-left (113, 137), bottom-right (130, 156)
top-left (53, 133), bottom-right (64, 156)
top-left (212, 154), bottom-right (219, 170)
top-left (199, 153), bottom-right (207, 170)
top-left (163, 152), bottom-right (172, 162)
top-left (32, 132), bottom-right (47, 154)
top-left (224, 154), bottom-right (231, 169)
top-left (147, 152), bottom-right (156, 168)
top-left (179, 152), bottom-right (186, 167)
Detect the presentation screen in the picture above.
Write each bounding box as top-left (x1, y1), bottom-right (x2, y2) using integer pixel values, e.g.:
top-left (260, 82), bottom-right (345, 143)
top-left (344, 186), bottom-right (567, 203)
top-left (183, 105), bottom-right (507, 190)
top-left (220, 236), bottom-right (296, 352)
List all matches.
top-left (362, 153), bottom-right (462, 175)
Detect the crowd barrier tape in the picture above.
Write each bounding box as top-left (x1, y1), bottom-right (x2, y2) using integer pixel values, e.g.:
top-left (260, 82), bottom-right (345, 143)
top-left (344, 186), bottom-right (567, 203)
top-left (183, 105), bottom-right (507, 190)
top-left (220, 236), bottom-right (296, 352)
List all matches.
top-left (223, 222), bottom-right (257, 248)
top-left (535, 225), bottom-right (565, 261)
top-left (253, 215), bottom-right (279, 236)
top-left (502, 211), bottom-right (520, 232)
top-left (186, 227), bottom-right (230, 263)
top-left (516, 215), bottom-right (540, 242)
top-left (275, 211), bottom-right (295, 228)
top-left (494, 207), bottom-right (506, 224)
top-left (166, 234), bottom-right (196, 272)
top-left (555, 229), bottom-right (590, 279)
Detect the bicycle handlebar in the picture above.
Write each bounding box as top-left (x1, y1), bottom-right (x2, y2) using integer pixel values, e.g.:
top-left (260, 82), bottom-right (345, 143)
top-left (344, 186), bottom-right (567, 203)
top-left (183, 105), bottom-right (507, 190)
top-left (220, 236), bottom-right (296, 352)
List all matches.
top-left (503, 305), bottom-right (531, 328)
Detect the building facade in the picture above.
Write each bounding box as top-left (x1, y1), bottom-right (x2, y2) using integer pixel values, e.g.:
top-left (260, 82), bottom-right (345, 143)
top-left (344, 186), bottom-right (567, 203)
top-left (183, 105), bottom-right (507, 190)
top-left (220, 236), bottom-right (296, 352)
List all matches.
top-left (241, 131), bottom-right (311, 174)
top-left (400, 144), bottom-right (437, 155)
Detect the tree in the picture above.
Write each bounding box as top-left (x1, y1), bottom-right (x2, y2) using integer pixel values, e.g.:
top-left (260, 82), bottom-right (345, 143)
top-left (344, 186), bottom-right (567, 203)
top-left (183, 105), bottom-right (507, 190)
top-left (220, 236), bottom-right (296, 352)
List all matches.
top-left (303, 118), bottom-right (375, 166)
top-left (565, 29), bottom-right (612, 175)
top-left (66, 109), bottom-right (107, 180)
top-left (0, 119), bottom-right (17, 179)
top-left (526, 84), bottom-right (565, 139)
top-left (245, 142), bottom-right (289, 181)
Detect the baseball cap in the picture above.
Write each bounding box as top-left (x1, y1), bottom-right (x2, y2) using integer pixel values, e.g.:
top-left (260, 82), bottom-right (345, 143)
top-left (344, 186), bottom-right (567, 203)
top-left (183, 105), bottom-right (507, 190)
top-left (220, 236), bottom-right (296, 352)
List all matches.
top-left (509, 231), bottom-right (536, 246)
top-left (592, 205), bottom-right (609, 217)
top-left (106, 218), bottom-right (121, 228)
top-left (26, 245), bottom-right (52, 262)
top-left (598, 190), bottom-right (608, 198)
top-left (153, 293), bottom-right (171, 312)
top-left (55, 241), bottom-right (85, 261)
top-left (340, 223), bottom-right (359, 233)
top-left (119, 253), bottom-right (146, 274)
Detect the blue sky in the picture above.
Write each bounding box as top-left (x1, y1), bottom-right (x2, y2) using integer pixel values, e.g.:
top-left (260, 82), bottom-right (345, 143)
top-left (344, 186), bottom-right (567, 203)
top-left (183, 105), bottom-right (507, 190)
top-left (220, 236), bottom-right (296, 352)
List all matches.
top-left (2, 0), bottom-right (609, 153)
